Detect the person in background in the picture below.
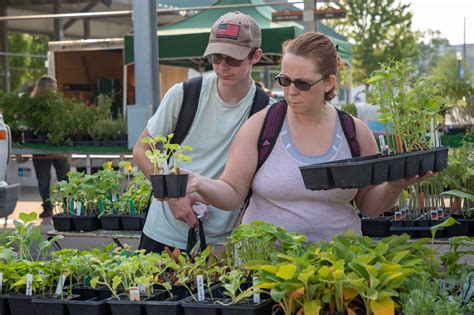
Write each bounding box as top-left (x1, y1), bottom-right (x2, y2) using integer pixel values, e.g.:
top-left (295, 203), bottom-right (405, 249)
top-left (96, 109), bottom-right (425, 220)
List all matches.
top-left (184, 32), bottom-right (435, 242)
top-left (133, 12), bottom-right (270, 253)
top-left (31, 76), bottom-right (70, 218)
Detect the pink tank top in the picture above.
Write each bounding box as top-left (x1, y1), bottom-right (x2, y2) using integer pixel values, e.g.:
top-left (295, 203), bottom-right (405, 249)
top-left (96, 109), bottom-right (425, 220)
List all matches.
top-left (242, 115), bottom-right (361, 242)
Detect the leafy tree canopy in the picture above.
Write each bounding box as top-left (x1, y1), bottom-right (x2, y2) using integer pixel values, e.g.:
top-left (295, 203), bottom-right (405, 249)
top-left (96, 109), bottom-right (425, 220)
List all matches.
top-left (329, 0), bottom-right (419, 84)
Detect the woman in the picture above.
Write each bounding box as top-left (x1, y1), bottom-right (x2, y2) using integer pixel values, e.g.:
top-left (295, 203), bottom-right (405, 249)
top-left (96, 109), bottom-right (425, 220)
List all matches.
top-left (185, 32), bottom-right (433, 242)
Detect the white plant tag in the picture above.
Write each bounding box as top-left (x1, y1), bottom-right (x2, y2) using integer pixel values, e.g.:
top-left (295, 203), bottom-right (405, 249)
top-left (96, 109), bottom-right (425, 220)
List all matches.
top-left (25, 273), bottom-right (33, 296)
top-left (378, 135), bottom-right (386, 152)
top-left (76, 202), bottom-right (82, 216)
top-left (196, 275), bottom-right (205, 301)
top-left (55, 274), bottom-right (66, 296)
top-left (129, 286), bottom-right (140, 301)
top-left (138, 284), bottom-right (146, 294)
top-left (0, 272), bottom-right (3, 294)
top-left (253, 276), bottom-right (260, 304)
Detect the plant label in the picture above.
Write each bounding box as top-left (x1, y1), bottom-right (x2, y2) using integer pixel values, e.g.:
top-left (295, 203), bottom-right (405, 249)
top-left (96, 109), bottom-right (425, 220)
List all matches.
top-left (129, 286), bottom-right (140, 301)
top-left (55, 275), bottom-right (66, 296)
top-left (196, 275), bottom-right (205, 301)
top-left (0, 272), bottom-right (3, 294)
top-left (252, 276), bottom-right (260, 304)
top-left (26, 273), bottom-right (33, 296)
top-left (76, 202), bottom-right (82, 216)
top-left (138, 283), bottom-right (146, 294)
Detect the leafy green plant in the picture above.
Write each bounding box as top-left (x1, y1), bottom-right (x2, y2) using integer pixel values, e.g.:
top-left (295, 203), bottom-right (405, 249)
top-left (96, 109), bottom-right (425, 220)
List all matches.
top-left (7, 212), bottom-right (62, 261)
top-left (140, 133), bottom-right (192, 175)
top-left (366, 61), bottom-right (451, 153)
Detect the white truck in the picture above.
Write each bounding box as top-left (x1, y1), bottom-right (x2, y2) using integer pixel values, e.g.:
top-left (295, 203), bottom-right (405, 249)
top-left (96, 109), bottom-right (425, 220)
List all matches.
top-left (0, 112), bottom-right (21, 219)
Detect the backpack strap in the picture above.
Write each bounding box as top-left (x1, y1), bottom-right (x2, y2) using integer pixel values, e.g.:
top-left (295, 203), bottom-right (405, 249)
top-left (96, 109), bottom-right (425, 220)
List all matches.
top-left (256, 100), bottom-right (287, 171)
top-left (172, 76), bottom-right (203, 145)
top-left (239, 100), bottom-right (287, 218)
top-left (336, 108), bottom-right (361, 157)
top-left (249, 85), bottom-right (270, 117)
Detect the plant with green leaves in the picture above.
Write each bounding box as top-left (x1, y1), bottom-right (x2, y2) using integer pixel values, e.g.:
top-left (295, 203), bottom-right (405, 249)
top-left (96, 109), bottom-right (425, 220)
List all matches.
top-left (7, 212), bottom-right (63, 261)
top-left (366, 60), bottom-right (451, 153)
top-left (225, 221), bottom-right (307, 267)
top-left (216, 269), bottom-right (254, 306)
top-left (140, 133), bottom-right (192, 175)
top-left (4, 259), bottom-right (47, 295)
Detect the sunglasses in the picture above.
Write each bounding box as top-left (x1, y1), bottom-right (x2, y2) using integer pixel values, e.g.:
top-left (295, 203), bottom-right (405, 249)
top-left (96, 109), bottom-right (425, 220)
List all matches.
top-left (207, 48), bottom-right (257, 67)
top-left (207, 54), bottom-right (246, 67)
top-left (275, 74), bottom-right (324, 91)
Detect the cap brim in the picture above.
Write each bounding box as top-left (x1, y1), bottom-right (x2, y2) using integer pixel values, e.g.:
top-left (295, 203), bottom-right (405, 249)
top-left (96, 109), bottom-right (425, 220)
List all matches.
top-left (203, 42), bottom-right (252, 60)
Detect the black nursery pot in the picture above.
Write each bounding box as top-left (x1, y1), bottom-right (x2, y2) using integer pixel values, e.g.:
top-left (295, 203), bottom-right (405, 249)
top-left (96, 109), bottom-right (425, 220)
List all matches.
top-left (361, 218), bottom-right (390, 237)
top-left (107, 292), bottom-right (166, 315)
top-left (120, 215), bottom-right (142, 231)
top-left (220, 298), bottom-right (274, 315)
top-left (418, 150), bottom-right (436, 175)
top-left (72, 284), bottom-right (99, 301)
top-left (72, 215), bottom-right (101, 232)
top-left (434, 147), bottom-right (449, 172)
top-left (6, 294), bottom-right (39, 315)
top-left (100, 215), bottom-right (122, 230)
top-left (145, 286), bottom-right (193, 315)
top-left (33, 294), bottom-right (81, 315)
top-left (52, 214), bottom-right (75, 231)
top-left (65, 296), bottom-right (112, 315)
top-left (0, 294), bottom-right (10, 315)
top-left (445, 217), bottom-right (472, 237)
top-left (150, 175), bottom-right (167, 198)
top-left (165, 174), bottom-right (188, 198)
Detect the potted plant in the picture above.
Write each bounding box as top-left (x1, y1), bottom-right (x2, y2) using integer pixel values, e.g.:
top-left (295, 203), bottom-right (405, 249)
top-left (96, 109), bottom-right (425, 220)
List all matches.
top-left (141, 133), bottom-right (192, 198)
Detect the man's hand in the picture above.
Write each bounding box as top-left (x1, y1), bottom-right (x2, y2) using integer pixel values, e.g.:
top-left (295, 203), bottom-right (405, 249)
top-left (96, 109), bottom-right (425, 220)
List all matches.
top-left (166, 194), bottom-right (207, 228)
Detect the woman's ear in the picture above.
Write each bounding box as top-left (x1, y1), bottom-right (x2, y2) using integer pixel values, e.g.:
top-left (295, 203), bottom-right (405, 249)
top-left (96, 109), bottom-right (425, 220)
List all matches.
top-left (325, 74), bottom-right (337, 93)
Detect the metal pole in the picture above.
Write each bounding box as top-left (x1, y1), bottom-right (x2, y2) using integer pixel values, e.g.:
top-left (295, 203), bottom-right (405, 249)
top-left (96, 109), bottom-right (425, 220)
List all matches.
top-left (303, 0), bottom-right (316, 33)
top-left (133, 0), bottom-right (159, 110)
top-left (83, 18), bottom-right (90, 39)
top-left (0, 6), bottom-right (10, 93)
top-left (126, 0), bottom-right (159, 149)
top-left (53, 0), bottom-right (64, 41)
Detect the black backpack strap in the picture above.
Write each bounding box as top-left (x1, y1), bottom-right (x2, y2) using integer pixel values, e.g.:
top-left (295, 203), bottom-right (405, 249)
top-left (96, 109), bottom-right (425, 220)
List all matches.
top-left (336, 108), bottom-right (360, 157)
top-left (172, 76), bottom-right (203, 145)
top-left (249, 84), bottom-right (270, 117)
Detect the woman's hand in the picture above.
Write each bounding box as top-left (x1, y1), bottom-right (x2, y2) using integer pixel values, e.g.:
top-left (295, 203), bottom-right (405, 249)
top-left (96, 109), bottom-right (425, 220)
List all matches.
top-left (386, 171), bottom-right (436, 192)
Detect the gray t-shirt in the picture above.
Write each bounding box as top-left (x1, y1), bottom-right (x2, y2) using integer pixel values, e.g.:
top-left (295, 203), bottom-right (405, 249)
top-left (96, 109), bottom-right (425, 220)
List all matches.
top-left (143, 72), bottom-right (257, 249)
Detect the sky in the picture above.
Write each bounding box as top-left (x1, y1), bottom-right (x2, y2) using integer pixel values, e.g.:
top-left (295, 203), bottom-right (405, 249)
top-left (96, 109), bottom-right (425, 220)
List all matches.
top-left (289, 0), bottom-right (473, 45)
top-left (401, 0), bottom-right (473, 45)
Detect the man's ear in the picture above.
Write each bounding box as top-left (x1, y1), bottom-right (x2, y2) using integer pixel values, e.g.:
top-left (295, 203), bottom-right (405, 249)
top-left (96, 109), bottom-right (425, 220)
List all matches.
top-left (250, 48), bottom-right (262, 65)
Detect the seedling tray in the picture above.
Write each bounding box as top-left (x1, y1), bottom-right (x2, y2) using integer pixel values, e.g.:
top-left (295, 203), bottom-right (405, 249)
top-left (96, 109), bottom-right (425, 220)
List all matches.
top-left (300, 147), bottom-right (448, 190)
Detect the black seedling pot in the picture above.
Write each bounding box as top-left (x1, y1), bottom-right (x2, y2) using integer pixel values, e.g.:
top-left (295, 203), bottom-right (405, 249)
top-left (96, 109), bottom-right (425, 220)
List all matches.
top-left (120, 215), bottom-right (142, 231)
top-left (100, 215), bottom-right (122, 230)
top-left (150, 175), bottom-right (167, 198)
top-left (72, 215), bottom-right (101, 232)
top-left (165, 174), bottom-right (188, 198)
top-left (52, 214), bottom-right (75, 231)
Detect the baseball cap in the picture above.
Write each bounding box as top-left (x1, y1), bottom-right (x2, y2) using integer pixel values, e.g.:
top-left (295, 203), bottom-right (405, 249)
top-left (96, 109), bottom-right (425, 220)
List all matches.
top-left (203, 11), bottom-right (261, 60)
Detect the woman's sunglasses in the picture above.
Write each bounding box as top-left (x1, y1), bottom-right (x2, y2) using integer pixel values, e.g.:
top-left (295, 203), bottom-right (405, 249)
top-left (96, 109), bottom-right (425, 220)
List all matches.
top-left (275, 74), bottom-right (324, 91)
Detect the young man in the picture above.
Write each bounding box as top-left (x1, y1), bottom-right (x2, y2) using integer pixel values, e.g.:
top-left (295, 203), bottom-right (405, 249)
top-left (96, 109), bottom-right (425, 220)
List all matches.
top-left (133, 12), bottom-right (269, 253)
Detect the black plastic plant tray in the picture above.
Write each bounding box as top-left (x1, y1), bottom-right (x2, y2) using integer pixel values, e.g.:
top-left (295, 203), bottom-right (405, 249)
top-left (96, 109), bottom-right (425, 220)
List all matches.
top-left (299, 154), bottom-right (379, 190)
top-left (299, 147), bottom-right (449, 190)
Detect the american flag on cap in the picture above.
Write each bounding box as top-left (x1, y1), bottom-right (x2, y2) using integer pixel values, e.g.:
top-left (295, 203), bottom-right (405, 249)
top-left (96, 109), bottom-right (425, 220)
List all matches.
top-left (216, 23), bottom-right (240, 40)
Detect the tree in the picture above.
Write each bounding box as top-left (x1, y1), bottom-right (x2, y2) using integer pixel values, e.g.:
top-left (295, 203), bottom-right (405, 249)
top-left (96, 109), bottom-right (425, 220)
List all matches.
top-left (2, 33), bottom-right (49, 92)
top-left (329, 0), bottom-right (419, 84)
top-left (431, 51), bottom-right (473, 106)
top-left (411, 30), bottom-right (450, 76)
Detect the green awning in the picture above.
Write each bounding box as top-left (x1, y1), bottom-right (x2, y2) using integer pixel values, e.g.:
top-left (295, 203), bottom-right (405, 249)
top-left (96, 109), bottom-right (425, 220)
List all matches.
top-left (124, 0), bottom-right (352, 68)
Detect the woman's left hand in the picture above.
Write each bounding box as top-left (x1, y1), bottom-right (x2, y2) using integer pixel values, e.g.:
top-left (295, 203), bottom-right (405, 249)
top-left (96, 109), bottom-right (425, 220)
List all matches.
top-left (387, 171), bottom-right (436, 191)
